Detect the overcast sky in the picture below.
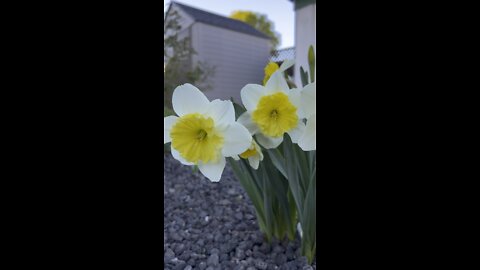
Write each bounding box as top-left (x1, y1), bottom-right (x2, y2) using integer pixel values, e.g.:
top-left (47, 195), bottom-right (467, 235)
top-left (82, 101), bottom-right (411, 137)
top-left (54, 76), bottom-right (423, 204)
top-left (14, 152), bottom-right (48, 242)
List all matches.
top-left (164, 0), bottom-right (295, 49)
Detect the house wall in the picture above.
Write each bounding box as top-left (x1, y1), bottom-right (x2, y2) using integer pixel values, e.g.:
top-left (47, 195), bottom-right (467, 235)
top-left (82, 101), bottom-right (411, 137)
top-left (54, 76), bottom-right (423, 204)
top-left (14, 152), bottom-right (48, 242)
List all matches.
top-left (191, 23), bottom-right (271, 103)
top-left (294, 3), bottom-right (316, 87)
top-left (164, 4), bottom-right (195, 61)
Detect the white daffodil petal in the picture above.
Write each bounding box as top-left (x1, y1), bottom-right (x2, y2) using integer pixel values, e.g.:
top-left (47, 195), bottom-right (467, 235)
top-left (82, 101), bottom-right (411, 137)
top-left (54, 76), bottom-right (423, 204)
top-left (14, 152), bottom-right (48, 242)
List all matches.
top-left (301, 82), bottom-right (316, 119)
top-left (248, 156), bottom-right (260, 170)
top-left (237, 112), bottom-right (259, 135)
top-left (279, 59), bottom-right (294, 72)
top-left (171, 147), bottom-right (194, 166)
top-left (288, 88), bottom-right (304, 119)
top-left (198, 157), bottom-right (226, 182)
top-left (265, 70), bottom-right (289, 94)
top-left (164, 115), bottom-right (178, 144)
top-left (232, 155), bottom-right (240, 161)
top-left (172, 84), bottom-right (210, 117)
top-left (241, 84), bottom-right (265, 112)
top-left (205, 99), bottom-right (235, 129)
top-left (287, 120), bottom-right (306, 143)
top-left (298, 115), bottom-right (316, 151)
top-left (255, 133), bottom-right (283, 149)
top-left (221, 122), bottom-right (252, 157)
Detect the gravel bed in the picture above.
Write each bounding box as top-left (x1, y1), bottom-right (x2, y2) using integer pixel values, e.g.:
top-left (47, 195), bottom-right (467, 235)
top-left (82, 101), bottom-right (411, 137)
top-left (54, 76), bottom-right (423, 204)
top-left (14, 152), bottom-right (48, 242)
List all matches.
top-left (164, 154), bottom-right (316, 270)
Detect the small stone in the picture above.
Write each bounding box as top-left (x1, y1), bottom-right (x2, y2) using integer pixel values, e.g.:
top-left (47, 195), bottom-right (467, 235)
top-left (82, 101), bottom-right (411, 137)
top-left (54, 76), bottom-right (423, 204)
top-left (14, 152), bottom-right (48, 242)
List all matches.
top-left (297, 257), bottom-right (308, 265)
top-left (164, 248), bottom-right (175, 262)
top-left (179, 251), bottom-right (191, 261)
top-left (234, 212), bottom-right (243, 220)
top-left (238, 241), bottom-right (248, 250)
top-left (275, 254), bottom-right (287, 265)
top-left (174, 262), bottom-right (187, 270)
top-left (187, 258), bottom-right (196, 266)
top-left (253, 250), bottom-right (265, 259)
top-left (302, 266), bottom-right (314, 270)
top-left (171, 233), bottom-right (183, 242)
top-left (198, 262), bottom-right (207, 270)
top-left (259, 243), bottom-right (271, 253)
top-left (246, 267), bottom-right (256, 270)
top-left (175, 244), bottom-right (185, 254)
top-left (235, 248), bottom-right (245, 260)
top-left (214, 233), bottom-right (223, 242)
top-left (255, 260), bottom-right (268, 270)
top-left (273, 246), bottom-right (284, 253)
top-left (218, 199), bottom-right (230, 205)
top-left (219, 253), bottom-right (228, 262)
top-left (184, 266), bottom-right (192, 270)
top-left (233, 265), bottom-right (245, 270)
top-left (207, 254), bottom-right (219, 266)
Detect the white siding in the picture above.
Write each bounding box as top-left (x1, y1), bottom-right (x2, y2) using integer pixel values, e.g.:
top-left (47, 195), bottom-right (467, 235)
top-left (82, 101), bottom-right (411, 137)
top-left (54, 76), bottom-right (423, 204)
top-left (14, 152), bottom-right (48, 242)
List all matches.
top-left (191, 23), bottom-right (271, 103)
top-left (294, 4), bottom-right (316, 87)
top-left (166, 5), bottom-right (195, 34)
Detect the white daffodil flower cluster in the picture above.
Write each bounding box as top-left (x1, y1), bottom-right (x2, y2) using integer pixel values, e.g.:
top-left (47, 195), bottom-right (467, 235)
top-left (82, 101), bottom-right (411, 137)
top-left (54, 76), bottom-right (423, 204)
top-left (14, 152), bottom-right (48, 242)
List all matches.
top-left (164, 61), bottom-right (316, 182)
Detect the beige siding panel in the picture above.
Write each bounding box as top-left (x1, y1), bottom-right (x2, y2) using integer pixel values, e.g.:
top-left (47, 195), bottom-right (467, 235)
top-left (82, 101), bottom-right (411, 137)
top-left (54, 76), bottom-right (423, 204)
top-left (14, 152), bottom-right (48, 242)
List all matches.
top-left (191, 23), bottom-right (271, 103)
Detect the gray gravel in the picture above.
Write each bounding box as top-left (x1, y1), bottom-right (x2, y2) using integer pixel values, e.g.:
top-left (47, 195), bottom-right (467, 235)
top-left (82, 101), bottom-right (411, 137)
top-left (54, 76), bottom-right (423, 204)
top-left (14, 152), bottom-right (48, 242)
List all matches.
top-left (164, 154), bottom-right (316, 269)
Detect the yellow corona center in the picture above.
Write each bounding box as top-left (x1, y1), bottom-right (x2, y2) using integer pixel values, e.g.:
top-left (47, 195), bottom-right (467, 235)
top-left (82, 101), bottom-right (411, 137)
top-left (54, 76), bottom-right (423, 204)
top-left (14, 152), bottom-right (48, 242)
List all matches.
top-left (170, 113), bottom-right (224, 164)
top-left (239, 144), bottom-right (257, 159)
top-left (251, 92), bottom-right (298, 137)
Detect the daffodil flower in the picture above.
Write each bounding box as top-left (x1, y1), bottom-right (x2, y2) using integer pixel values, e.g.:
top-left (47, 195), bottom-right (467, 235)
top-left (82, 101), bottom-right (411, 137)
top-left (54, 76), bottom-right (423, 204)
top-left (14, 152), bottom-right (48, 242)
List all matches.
top-left (298, 82), bottom-right (316, 151)
top-left (263, 62), bottom-right (279, 85)
top-left (263, 60), bottom-right (295, 86)
top-left (238, 67), bottom-right (305, 149)
top-left (233, 139), bottom-right (264, 169)
top-left (164, 84), bottom-right (252, 182)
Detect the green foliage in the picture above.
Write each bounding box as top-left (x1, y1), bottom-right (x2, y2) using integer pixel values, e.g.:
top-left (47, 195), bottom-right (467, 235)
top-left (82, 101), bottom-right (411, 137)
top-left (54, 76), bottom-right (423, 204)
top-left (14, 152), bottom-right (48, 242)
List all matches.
top-left (266, 45), bottom-right (317, 263)
top-left (164, 107), bottom-right (175, 117)
top-left (229, 100), bottom-right (297, 242)
top-left (164, 9), bottom-right (215, 109)
top-left (164, 107), bottom-right (175, 153)
top-left (230, 45), bottom-right (317, 263)
top-left (230, 10), bottom-right (281, 52)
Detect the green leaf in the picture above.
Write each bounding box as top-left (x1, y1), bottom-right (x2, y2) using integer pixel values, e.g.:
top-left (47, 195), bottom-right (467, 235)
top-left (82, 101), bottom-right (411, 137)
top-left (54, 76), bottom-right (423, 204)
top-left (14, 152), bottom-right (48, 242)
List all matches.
top-left (282, 135), bottom-right (304, 222)
top-left (266, 148), bottom-right (288, 179)
top-left (262, 154), bottom-right (297, 241)
top-left (231, 98), bottom-right (246, 119)
top-left (293, 144), bottom-right (310, 196)
top-left (228, 158), bottom-right (267, 233)
top-left (308, 45), bottom-right (315, 83)
top-left (300, 67), bottom-right (309, 87)
top-left (300, 164), bottom-right (316, 264)
top-left (260, 162), bottom-right (274, 242)
top-left (287, 188), bottom-right (297, 240)
top-left (308, 150), bottom-right (316, 175)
